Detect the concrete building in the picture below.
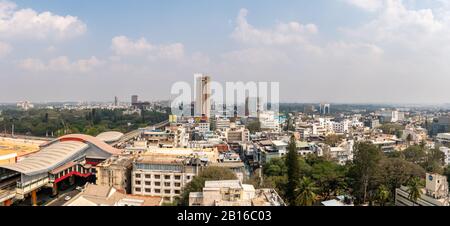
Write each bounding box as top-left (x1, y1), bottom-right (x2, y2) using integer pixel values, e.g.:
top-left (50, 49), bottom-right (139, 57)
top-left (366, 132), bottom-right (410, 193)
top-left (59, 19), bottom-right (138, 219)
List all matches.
top-left (379, 110), bottom-right (400, 123)
top-left (437, 133), bottom-right (450, 145)
top-left (189, 180), bottom-right (285, 206)
top-left (395, 173), bottom-right (449, 206)
top-left (259, 111), bottom-right (280, 132)
top-left (225, 126), bottom-right (250, 143)
top-left (215, 117), bottom-right (231, 130)
top-left (96, 155), bottom-right (134, 194)
top-left (131, 148), bottom-right (219, 202)
top-left (65, 184), bottom-right (163, 206)
top-left (195, 74), bottom-right (211, 118)
top-left (320, 103), bottom-right (331, 115)
top-left (332, 120), bottom-right (350, 134)
top-left (439, 147), bottom-right (450, 166)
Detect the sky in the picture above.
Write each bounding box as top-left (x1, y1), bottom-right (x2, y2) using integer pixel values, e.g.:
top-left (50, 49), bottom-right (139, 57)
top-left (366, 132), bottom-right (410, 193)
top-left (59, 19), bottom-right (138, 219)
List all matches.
top-left (1, 0), bottom-right (450, 104)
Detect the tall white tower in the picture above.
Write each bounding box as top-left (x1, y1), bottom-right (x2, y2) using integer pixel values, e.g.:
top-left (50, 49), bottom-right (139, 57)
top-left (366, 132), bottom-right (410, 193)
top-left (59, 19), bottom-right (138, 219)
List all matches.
top-left (195, 74), bottom-right (211, 118)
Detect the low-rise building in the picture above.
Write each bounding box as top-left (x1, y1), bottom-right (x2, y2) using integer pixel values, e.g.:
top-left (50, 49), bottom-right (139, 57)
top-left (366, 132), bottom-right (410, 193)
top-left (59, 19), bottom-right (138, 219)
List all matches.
top-left (189, 180), bottom-right (285, 206)
top-left (395, 173), bottom-right (449, 206)
top-left (131, 148), bottom-right (219, 202)
top-left (65, 184), bottom-right (163, 206)
top-left (96, 155), bottom-right (134, 194)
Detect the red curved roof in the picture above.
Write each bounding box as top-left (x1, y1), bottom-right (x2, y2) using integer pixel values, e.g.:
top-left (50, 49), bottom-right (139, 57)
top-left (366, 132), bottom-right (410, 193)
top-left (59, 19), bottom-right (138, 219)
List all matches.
top-left (44, 134), bottom-right (122, 156)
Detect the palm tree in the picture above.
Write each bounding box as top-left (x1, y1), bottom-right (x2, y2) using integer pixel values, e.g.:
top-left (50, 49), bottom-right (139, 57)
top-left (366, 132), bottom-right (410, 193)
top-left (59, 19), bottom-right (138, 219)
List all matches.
top-left (407, 177), bottom-right (423, 206)
top-left (295, 177), bottom-right (318, 206)
top-left (375, 185), bottom-right (390, 206)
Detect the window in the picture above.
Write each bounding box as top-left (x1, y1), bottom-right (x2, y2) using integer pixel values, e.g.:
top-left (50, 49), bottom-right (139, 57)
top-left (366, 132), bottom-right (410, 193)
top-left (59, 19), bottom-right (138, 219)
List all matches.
top-left (135, 174), bottom-right (141, 178)
top-left (145, 181), bottom-right (151, 186)
top-left (174, 183), bottom-right (181, 187)
top-left (164, 182), bottom-right (171, 187)
top-left (186, 175), bottom-right (191, 180)
top-left (145, 174), bottom-right (151, 179)
top-left (174, 190), bottom-right (180, 194)
top-left (145, 188), bottom-right (151, 193)
top-left (174, 175), bottom-right (181, 180)
top-left (135, 180), bottom-right (141, 185)
top-left (154, 175), bottom-right (161, 179)
top-left (135, 188), bottom-right (141, 192)
top-left (164, 175), bottom-right (171, 180)
top-left (155, 182), bottom-right (161, 186)
top-left (155, 189), bottom-right (161, 194)
top-left (165, 189), bottom-right (171, 194)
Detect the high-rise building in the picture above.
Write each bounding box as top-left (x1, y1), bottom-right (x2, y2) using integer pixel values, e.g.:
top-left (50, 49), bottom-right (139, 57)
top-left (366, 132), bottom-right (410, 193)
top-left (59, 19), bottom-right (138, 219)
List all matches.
top-left (114, 96), bottom-right (119, 106)
top-left (320, 103), bottom-right (331, 115)
top-left (131, 95), bottom-right (138, 104)
top-left (245, 97), bottom-right (261, 118)
top-left (195, 74), bottom-right (211, 118)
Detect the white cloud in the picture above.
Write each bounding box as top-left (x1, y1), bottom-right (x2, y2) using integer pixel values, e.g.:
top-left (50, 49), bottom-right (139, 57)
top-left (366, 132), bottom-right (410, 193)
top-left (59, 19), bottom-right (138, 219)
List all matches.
top-left (343, 0), bottom-right (450, 53)
top-left (231, 8), bottom-right (318, 46)
top-left (0, 41), bottom-right (11, 57)
top-left (111, 35), bottom-right (185, 60)
top-left (19, 56), bottom-right (103, 72)
top-left (344, 0), bottom-right (384, 12)
top-left (0, 0), bottom-right (86, 40)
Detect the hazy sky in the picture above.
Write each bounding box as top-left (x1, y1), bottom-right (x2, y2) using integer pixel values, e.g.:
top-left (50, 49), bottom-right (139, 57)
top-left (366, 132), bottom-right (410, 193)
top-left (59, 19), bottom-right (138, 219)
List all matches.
top-left (1, 0), bottom-right (450, 104)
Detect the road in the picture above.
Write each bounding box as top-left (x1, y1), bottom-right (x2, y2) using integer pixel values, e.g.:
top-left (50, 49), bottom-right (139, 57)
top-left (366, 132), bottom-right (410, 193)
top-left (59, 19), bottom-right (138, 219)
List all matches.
top-left (46, 187), bottom-right (82, 206)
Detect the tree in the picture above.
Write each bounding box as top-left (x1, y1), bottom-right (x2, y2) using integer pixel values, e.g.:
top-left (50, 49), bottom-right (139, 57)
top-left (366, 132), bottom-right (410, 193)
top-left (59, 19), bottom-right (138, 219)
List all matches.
top-left (406, 134), bottom-right (413, 146)
top-left (402, 145), bottom-right (426, 164)
top-left (295, 177), bottom-right (318, 206)
top-left (310, 159), bottom-right (348, 199)
top-left (264, 158), bottom-right (287, 177)
top-left (285, 135), bottom-right (300, 205)
top-left (407, 177), bottom-right (424, 206)
top-left (375, 185), bottom-right (390, 206)
top-left (324, 134), bottom-right (344, 147)
top-left (423, 148), bottom-right (445, 174)
top-left (348, 142), bottom-right (382, 204)
top-left (247, 120), bottom-right (261, 134)
top-left (374, 157), bottom-right (425, 203)
top-left (179, 167), bottom-right (237, 206)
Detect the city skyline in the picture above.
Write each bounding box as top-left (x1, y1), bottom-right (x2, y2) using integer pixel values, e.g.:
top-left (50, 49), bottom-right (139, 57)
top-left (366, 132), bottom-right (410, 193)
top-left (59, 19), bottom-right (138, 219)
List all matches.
top-left (1, 0), bottom-right (450, 103)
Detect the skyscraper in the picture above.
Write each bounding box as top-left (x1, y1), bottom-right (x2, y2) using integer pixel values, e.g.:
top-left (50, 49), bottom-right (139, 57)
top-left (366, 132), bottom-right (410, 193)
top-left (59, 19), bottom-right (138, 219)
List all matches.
top-left (195, 74), bottom-right (211, 118)
top-left (114, 96), bottom-right (119, 106)
top-left (131, 95), bottom-right (138, 104)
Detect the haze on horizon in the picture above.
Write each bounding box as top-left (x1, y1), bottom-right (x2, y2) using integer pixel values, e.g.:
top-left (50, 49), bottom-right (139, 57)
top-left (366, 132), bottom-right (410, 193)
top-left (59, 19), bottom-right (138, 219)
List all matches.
top-left (1, 0), bottom-right (450, 104)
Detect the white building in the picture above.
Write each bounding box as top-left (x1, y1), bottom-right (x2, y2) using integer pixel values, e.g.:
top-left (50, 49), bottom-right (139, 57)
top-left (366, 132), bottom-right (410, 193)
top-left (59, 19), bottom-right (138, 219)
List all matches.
top-left (259, 111), bottom-right (280, 132)
top-left (440, 147), bottom-right (450, 166)
top-left (437, 133), bottom-right (450, 145)
top-left (16, 101), bottom-right (34, 111)
top-left (189, 180), bottom-right (285, 206)
top-left (380, 110), bottom-right (400, 123)
top-left (215, 117), bottom-right (231, 130)
top-left (195, 74), bottom-right (211, 118)
top-left (332, 120), bottom-right (350, 134)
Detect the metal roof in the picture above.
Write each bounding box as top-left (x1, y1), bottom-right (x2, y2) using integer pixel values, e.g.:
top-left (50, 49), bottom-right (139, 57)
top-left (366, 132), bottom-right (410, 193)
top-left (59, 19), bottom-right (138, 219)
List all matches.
top-left (0, 141), bottom-right (88, 176)
top-left (96, 131), bottom-right (124, 143)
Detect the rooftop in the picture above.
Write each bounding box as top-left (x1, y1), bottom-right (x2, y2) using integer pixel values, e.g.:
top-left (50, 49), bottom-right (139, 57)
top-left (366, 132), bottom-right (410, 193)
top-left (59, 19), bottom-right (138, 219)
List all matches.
top-left (96, 131), bottom-right (124, 143)
top-left (0, 141), bottom-right (88, 176)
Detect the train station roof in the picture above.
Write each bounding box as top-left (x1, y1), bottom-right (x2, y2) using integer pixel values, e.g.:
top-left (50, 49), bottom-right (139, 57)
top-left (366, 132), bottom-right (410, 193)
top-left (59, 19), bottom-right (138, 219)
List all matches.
top-left (0, 141), bottom-right (88, 176)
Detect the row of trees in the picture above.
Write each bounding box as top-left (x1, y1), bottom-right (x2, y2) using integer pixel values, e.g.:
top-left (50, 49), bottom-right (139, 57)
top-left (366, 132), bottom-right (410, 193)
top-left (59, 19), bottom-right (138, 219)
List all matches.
top-left (0, 108), bottom-right (169, 137)
top-left (262, 136), bottom-right (440, 206)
